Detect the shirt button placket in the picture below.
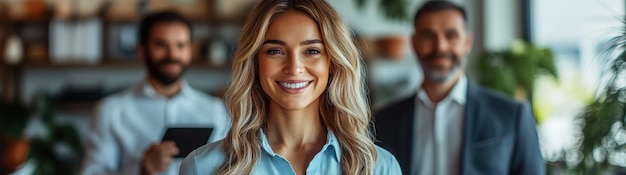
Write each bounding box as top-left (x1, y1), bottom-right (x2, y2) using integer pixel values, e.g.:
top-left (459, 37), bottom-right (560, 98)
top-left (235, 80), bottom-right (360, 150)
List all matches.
top-left (279, 156), bottom-right (296, 175)
top-left (165, 100), bottom-right (177, 125)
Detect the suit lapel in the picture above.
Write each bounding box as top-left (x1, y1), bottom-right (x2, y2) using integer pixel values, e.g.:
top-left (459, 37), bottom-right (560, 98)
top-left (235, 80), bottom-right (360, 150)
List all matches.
top-left (461, 82), bottom-right (480, 175)
top-left (398, 94), bottom-right (417, 172)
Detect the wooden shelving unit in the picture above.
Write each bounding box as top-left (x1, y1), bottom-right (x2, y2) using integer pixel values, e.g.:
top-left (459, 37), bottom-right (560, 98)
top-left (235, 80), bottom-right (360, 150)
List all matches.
top-left (0, 1), bottom-right (248, 113)
top-left (17, 61), bottom-right (231, 70)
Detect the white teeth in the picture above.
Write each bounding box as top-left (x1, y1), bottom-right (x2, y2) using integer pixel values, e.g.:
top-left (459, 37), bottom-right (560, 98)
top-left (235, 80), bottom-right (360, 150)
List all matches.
top-left (279, 81), bottom-right (310, 89)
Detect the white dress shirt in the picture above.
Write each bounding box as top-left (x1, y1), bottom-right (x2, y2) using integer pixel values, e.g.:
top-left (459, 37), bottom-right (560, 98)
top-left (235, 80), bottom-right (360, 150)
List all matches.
top-left (412, 75), bottom-right (467, 175)
top-left (80, 80), bottom-right (230, 175)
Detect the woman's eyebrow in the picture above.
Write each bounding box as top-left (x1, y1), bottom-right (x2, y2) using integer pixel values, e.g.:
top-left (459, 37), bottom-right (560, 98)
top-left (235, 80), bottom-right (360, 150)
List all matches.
top-left (263, 39), bottom-right (287, 46)
top-left (300, 39), bottom-right (323, 45)
top-left (262, 39), bottom-right (323, 46)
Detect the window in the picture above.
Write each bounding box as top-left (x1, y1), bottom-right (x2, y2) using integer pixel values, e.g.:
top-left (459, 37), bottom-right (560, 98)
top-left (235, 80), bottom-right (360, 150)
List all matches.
top-left (531, 0), bottom-right (625, 164)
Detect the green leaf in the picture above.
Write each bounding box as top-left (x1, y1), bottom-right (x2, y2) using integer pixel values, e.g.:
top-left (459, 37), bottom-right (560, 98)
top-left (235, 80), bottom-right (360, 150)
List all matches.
top-left (380, 0), bottom-right (409, 21)
top-left (472, 40), bottom-right (559, 101)
top-left (353, 0), bottom-right (410, 21)
top-left (572, 21), bottom-right (626, 173)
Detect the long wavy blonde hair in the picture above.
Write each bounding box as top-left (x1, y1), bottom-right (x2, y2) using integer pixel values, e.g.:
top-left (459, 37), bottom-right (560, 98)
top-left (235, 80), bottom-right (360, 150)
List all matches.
top-left (218, 0), bottom-right (377, 174)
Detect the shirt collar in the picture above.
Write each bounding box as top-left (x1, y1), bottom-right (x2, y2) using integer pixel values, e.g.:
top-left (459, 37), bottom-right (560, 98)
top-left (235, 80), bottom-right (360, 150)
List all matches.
top-left (259, 128), bottom-right (341, 161)
top-left (138, 79), bottom-right (193, 99)
top-left (417, 74), bottom-right (468, 106)
top-left (449, 74), bottom-right (467, 105)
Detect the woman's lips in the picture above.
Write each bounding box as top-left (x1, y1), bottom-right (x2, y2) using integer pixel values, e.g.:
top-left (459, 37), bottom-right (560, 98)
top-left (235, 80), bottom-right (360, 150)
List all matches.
top-left (276, 81), bottom-right (313, 94)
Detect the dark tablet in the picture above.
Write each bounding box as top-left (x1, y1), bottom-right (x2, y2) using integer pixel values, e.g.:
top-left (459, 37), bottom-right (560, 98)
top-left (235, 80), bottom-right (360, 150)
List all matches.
top-left (161, 128), bottom-right (213, 158)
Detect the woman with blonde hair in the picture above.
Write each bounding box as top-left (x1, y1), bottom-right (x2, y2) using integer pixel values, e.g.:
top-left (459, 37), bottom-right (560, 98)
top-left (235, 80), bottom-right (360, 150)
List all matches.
top-left (180, 0), bottom-right (401, 174)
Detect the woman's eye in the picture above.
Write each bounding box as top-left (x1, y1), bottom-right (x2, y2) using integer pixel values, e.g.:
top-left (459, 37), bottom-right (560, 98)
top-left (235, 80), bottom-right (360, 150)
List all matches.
top-left (305, 49), bottom-right (321, 55)
top-left (266, 49), bottom-right (282, 55)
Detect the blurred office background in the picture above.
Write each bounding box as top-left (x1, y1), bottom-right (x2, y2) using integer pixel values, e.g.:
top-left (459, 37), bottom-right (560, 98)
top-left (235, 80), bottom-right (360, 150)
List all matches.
top-left (0, 0), bottom-right (625, 174)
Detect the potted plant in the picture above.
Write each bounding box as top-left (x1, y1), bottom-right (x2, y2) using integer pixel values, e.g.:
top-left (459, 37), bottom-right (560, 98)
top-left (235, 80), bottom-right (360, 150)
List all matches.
top-left (0, 99), bottom-right (31, 174)
top-left (355, 0), bottom-right (410, 21)
top-left (571, 24), bottom-right (626, 174)
top-left (354, 0), bottom-right (410, 60)
top-left (0, 94), bottom-right (84, 174)
top-left (473, 40), bottom-right (558, 103)
top-left (375, 35), bottom-right (408, 60)
top-left (29, 93), bottom-right (85, 175)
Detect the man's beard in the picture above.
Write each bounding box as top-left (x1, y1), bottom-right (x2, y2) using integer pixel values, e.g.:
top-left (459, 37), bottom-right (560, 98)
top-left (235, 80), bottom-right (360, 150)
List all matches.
top-left (144, 53), bottom-right (189, 86)
top-left (420, 52), bottom-right (466, 84)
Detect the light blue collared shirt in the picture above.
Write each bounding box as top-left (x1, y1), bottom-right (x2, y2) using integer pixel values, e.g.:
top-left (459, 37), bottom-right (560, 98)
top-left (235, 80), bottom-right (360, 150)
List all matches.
top-left (80, 80), bottom-right (231, 175)
top-left (180, 129), bottom-right (402, 175)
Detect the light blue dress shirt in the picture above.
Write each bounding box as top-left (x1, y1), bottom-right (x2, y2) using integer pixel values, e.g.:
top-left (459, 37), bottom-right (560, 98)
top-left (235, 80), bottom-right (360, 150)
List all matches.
top-left (180, 129), bottom-right (402, 175)
top-left (80, 80), bottom-right (231, 175)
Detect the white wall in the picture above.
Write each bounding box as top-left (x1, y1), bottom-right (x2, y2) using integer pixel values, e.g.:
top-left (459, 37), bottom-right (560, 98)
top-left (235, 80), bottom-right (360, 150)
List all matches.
top-left (483, 0), bottom-right (520, 50)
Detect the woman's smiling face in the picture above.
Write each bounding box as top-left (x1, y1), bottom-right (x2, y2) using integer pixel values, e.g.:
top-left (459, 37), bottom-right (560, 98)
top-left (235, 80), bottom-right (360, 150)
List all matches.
top-left (257, 10), bottom-right (330, 111)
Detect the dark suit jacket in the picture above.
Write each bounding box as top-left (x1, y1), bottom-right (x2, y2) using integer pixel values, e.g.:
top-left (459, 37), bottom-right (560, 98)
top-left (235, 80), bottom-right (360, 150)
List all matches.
top-left (373, 81), bottom-right (545, 175)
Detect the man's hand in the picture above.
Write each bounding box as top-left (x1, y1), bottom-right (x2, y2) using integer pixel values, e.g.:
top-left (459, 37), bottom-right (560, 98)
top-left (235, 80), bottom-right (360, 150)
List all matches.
top-left (140, 141), bottom-right (179, 175)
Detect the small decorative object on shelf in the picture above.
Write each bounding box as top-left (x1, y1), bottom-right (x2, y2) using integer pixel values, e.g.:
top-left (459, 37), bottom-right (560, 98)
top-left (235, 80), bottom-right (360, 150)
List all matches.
top-left (27, 42), bottom-right (46, 63)
top-left (6, 1), bottom-right (23, 19)
top-left (55, 0), bottom-right (106, 19)
top-left (213, 0), bottom-right (257, 22)
top-left (376, 35), bottom-right (407, 60)
top-left (107, 23), bottom-right (137, 61)
top-left (208, 39), bottom-right (228, 67)
top-left (75, 0), bottom-right (106, 18)
top-left (147, 0), bottom-right (210, 20)
top-left (4, 34), bottom-right (23, 65)
top-left (50, 19), bottom-right (103, 64)
top-left (106, 0), bottom-right (141, 20)
top-left (54, 0), bottom-right (71, 19)
top-left (15, 21), bottom-right (49, 64)
top-left (25, 0), bottom-right (46, 19)
top-left (5, 0), bottom-right (48, 20)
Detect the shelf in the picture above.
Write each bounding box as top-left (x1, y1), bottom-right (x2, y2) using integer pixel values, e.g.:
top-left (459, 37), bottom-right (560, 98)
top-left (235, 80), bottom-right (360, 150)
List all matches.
top-left (0, 15), bottom-right (241, 24)
top-left (21, 62), bottom-right (142, 68)
top-left (10, 61), bottom-right (231, 70)
top-left (1, 16), bottom-right (193, 23)
top-left (2, 16), bottom-right (52, 23)
top-left (53, 101), bottom-right (97, 115)
top-left (102, 17), bottom-right (140, 23)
